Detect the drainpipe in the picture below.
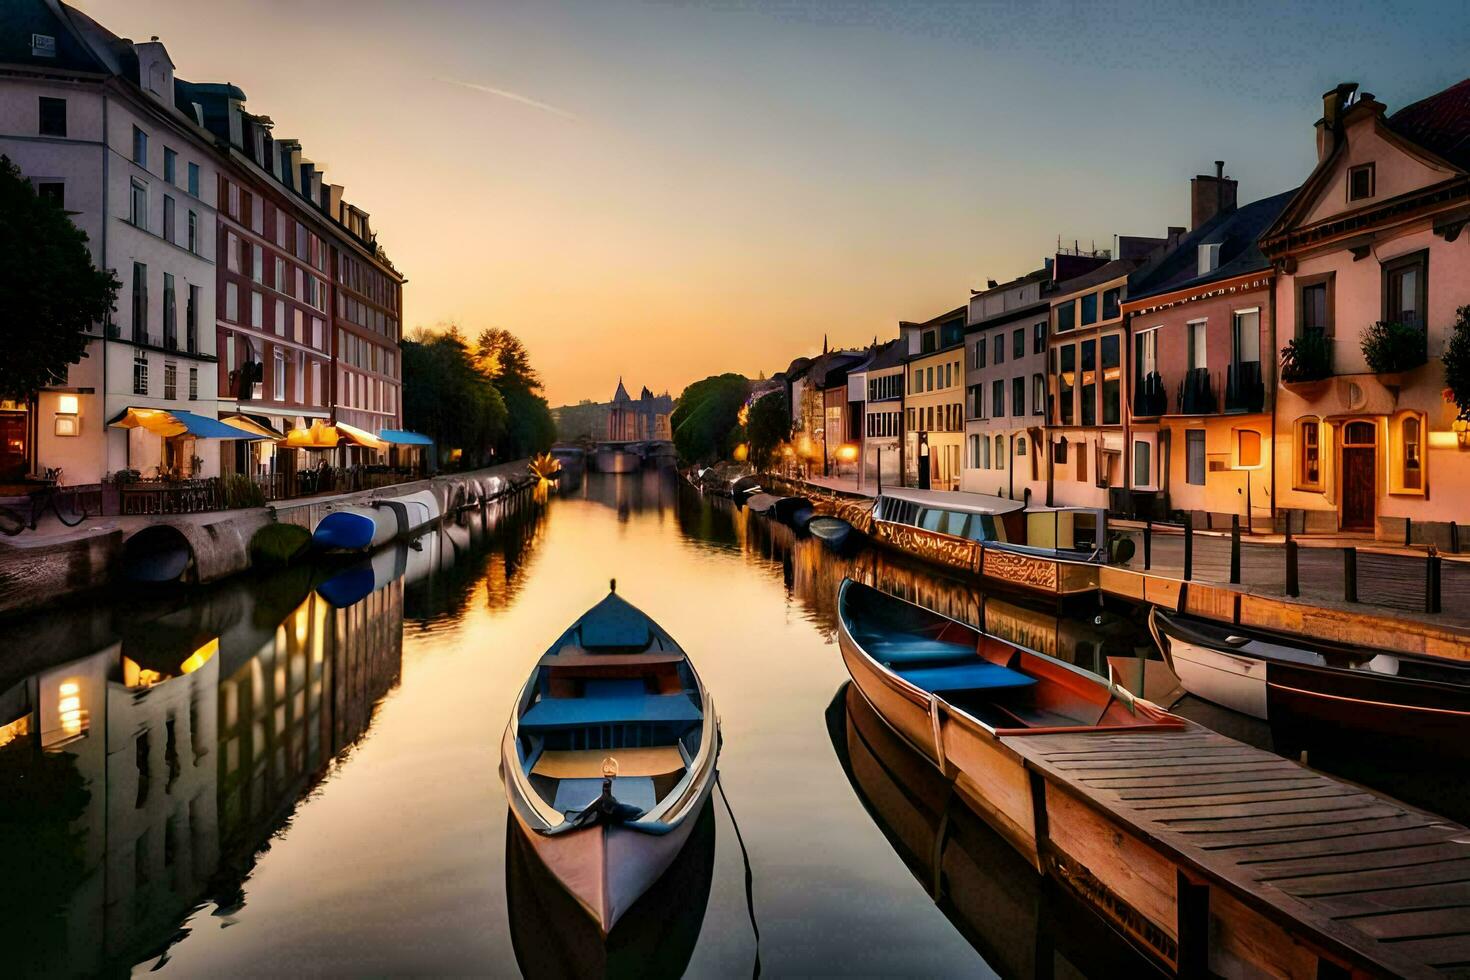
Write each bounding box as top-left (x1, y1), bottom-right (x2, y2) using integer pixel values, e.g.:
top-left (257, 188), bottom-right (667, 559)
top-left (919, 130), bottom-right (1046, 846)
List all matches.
top-left (101, 94), bottom-right (110, 479)
top-left (1268, 272), bottom-right (1279, 531)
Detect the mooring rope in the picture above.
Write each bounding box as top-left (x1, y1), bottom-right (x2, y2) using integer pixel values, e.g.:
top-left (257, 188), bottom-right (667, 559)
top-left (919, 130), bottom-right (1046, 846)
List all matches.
top-left (715, 770), bottom-right (762, 979)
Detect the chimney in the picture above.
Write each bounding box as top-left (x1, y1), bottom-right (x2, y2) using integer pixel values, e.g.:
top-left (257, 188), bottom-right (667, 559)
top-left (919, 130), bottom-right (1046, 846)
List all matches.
top-left (986, 278), bottom-right (998, 289)
top-left (1190, 160), bottom-right (1239, 230)
top-left (1316, 82), bottom-right (1358, 162)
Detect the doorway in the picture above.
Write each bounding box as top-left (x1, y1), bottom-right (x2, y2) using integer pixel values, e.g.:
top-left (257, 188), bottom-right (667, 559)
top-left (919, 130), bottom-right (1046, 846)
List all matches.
top-left (1340, 420), bottom-right (1376, 532)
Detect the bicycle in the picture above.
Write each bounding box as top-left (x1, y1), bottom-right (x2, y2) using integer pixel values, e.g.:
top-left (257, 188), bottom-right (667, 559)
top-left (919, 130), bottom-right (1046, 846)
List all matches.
top-left (0, 469), bottom-right (94, 535)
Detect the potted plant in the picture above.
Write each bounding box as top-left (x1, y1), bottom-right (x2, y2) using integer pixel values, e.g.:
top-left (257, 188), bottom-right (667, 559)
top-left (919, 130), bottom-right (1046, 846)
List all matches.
top-left (1444, 305), bottom-right (1470, 438)
top-left (1361, 320), bottom-right (1427, 378)
top-left (1280, 332), bottom-right (1333, 385)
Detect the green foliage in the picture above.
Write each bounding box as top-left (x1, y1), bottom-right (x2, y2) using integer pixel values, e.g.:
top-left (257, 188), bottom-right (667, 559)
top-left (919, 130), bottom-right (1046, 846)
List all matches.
top-left (402, 328), bottom-right (509, 469)
top-left (220, 473), bottom-right (265, 509)
top-left (1443, 306), bottom-right (1470, 420)
top-left (250, 522), bottom-right (311, 568)
top-left (474, 326), bottom-right (556, 459)
top-left (1361, 320), bottom-right (1427, 374)
top-left (1280, 332), bottom-right (1332, 383)
top-left (671, 374), bottom-right (751, 464)
top-left (745, 390), bottom-right (789, 469)
top-left (0, 155), bottom-right (119, 400)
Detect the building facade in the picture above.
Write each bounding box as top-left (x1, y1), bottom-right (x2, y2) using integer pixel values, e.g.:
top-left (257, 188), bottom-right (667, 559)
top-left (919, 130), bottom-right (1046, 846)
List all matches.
top-left (860, 339), bottom-right (906, 489)
top-left (607, 379), bottom-right (672, 441)
top-left (962, 267), bottom-right (1052, 501)
top-left (902, 308), bottom-right (966, 490)
top-left (1262, 81), bottom-right (1470, 541)
top-left (1123, 176), bottom-right (1292, 527)
top-left (0, 6), bottom-right (221, 483)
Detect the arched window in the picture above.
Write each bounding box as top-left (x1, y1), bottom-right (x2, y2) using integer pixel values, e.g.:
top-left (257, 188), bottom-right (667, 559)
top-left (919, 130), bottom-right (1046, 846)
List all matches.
top-left (1344, 421), bottom-right (1375, 446)
top-left (994, 434), bottom-right (1005, 469)
top-left (1295, 417), bottom-right (1323, 490)
top-left (1390, 412), bottom-right (1425, 494)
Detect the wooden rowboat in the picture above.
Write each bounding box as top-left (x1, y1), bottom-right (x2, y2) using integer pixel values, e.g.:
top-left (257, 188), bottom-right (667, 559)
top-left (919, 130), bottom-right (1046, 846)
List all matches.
top-left (808, 516), bottom-right (854, 552)
top-left (1150, 607), bottom-right (1470, 754)
top-left (500, 583), bottom-right (719, 935)
top-left (837, 579), bottom-right (1182, 864)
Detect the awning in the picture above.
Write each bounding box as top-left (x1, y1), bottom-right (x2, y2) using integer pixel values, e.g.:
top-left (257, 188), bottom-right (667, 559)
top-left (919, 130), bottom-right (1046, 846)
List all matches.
top-left (110, 407), bottom-right (252, 439)
top-left (219, 414), bottom-right (282, 441)
top-left (377, 429), bottom-right (433, 447)
top-left (335, 421), bottom-right (386, 450)
top-left (282, 419), bottom-right (387, 450)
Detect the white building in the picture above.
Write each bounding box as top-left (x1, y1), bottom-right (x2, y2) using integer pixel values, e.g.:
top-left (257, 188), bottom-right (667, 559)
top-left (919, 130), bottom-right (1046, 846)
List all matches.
top-left (0, 2), bottom-right (220, 484)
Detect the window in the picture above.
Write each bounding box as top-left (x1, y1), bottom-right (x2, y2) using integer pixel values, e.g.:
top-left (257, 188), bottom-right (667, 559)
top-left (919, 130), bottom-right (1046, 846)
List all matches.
top-left (1383, 251), bottom-right (1428, 329)
top-left (1186, 430), bottom-right (1206, 485)
top-left (911, 370), bottom-right (921, 393)
top-left (969, 434), bottom-right (981, 469)
top-left (907, 407), bottom-right (915, 431)
top-left (1056, 299), bottom-right (1075, 333)
top-left (1102, 287), bottom-right (1121, 320)
top-left (187, 162), bottom-right (199, 197)
top-left (1348, 163), bottom-right (1375, 202)
top-left (993, 334), bottom-right (1004, 365)
top-left (38, 96), bottom-right (66, 136)
top-left (133, 351), bottom-right (147, 395)
top-left (187, 210), bottom-right (198, 252)
top-left (250, 291), bottom-right (262, 328)
top-left (1013, 329), bottom-right (1024, 360)
top-left (995, 434), bottom-right (1005, 470)
top-left (973, 340), bottom-right (986, 369)
top-left (225, 282), bottom-right (238, 322)
top-left (186, 285), bottom-right (199, 353)
top-left (163, 360), bottom-right (177, 400)
top-left (227, 181), bottom-right (239, 218)
top-left (130, 179), bottom-right (147, 228)
top-left (164, 147), bottom-right (177, 184)
top-left (1188, 320), bottom-right (1207, 370)
top-left (131, 262), bottom-right (147, 343)
top-left (295, 352), bottom-right (305, 403)
top-left (980, 435), bottom-right (991, 469)
top-left (273, 348), bottom-right (286, 400)
top-left (1080, 339), bottom-right (1096, 426)
top-left (37, 181), bottom-right (63, 207)
top-left (1299, 276), bottom-right (1332, 338)
top-left (132, 126), bottom-right (148, 166)
top-left (162, 273), bottom-right (176, 349)
top-left (1232, 309), bottom-right (1260, 364)
top-left (274, 257), bottom-right (285, 291)
top-left (274, 299), bottom-right (285, 337)
top-left (921, 330), bottom-right (936, 354)
top-left (1236, 429), bottom-right (1262, 468)
top-left (1053, 438), bottom-right (1068, 464)
top-left (1133, 440), bottom-right (1152, 488)
top-left (1033, 321), bottom-right (1046, 354)
top-left (1296, 418), bottom-right (1322, 489)
top-left (1033, 374), bottom-right (1045, 416)
top-left (1011, 376), bottom-right (1025, 417)
top-left (1399, 415), bottom-right (1423, 492)
top-left (926, 367), bottom-right (934, 391)
top-left (1101, 334), bottom-right (1121, 424)
top-left (1081, 292), bottom-right (1098, 326)
top-left (188, 366), bottom-right (198, 401)
top-left (226, 232), bottom-right (239, 272)
top-left (163, 195), bottom-right (175, 243)
top-left (1059, 344), bottom-right (1075, 425)
top-left (993, 379), bottom-right (1004, 418)
top-left (251, 244), bottom-right (263, 283)
top-left (1075, 440), bottom-right (1087, 482)
top-left (1017, 436), bottom-right (1027, 456)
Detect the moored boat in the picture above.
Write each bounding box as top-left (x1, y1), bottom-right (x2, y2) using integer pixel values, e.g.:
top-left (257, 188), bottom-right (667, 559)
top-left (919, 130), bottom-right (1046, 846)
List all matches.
top-left (730, 475), bottom-right (763, 505)
top-left (500, 584), bottom-right (719, 934)
top-left (1150, 607), bottom-right (1470, 753)
top-left (808, 516), bottom-right (854, 552)
top-left (837, 578), bottom-right (1182, 863)
top-left (373, 488), bottom-right (442, 537)
top-left (745, 492), bottom-right (779, 516)
top-left (312, 504), bottom-right (397, 552)
top-left (770, 495), bottom-right (814, 530)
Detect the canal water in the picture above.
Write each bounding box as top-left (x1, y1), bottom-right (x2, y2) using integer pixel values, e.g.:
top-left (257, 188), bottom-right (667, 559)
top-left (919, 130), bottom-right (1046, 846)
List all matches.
top-left (0, 471), bottom-right (1458, 978)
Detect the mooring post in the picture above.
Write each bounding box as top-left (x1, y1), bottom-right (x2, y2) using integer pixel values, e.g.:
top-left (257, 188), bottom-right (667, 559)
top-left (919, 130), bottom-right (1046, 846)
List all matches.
top-left (1144, 519), bottom-right (1152, 571)
top-left (1405, 516), bottom-right (1413, 547)
top-left (1427, 548), bottom-right (1442, 615)
top-left (1230, 514), bottom-right (1241, 584)
top-left (1452, 521), bottom-right (1460, 554)
top-left (1344, 547), bottom-right (1357, 603)
top-left (1183, 520), bottom-right (1194, 582)
top-left (1286, 538), bottom-right (1300, 597)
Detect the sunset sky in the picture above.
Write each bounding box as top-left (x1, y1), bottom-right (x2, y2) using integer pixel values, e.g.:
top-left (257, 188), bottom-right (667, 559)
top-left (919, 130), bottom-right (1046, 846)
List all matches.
top-left (80, 0), bottom-right (1467, 406)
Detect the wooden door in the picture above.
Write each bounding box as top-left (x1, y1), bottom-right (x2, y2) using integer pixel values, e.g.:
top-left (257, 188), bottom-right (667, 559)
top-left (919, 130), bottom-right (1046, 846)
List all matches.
top-left (1341, 446), bottom-right (1375, 531)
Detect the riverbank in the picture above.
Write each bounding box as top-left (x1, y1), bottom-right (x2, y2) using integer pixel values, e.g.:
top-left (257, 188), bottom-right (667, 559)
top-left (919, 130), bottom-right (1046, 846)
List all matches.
top-left (0, 458), bottom-right (536, 620)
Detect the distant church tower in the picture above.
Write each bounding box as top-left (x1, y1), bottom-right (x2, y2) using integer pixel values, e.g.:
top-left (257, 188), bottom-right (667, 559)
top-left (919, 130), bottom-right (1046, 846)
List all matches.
top-left (606, 377), bottom-right (671, 441)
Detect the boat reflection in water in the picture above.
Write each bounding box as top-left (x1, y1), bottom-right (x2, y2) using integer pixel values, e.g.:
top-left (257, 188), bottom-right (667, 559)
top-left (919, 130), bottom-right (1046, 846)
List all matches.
top-left (0, 490), bottom-right (545, 975)
top-left (828, 682), bottom-right (1162, 980)
top-left (506, 801), bottom-right (716, 979)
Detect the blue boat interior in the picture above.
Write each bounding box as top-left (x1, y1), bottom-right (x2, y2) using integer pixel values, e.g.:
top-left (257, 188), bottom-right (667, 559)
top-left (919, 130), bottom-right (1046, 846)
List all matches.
top-left (516, 593), bottom-right (704, 818)
top-left (312, 510), bottom-right (375, 551)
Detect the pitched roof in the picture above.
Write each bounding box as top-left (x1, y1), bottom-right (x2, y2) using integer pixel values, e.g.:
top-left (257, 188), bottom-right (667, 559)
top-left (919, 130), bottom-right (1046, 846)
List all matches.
top-left (1387, 77), bottom-right (1470, 170)
top-left (0, 0), bottom-right (110, 74)
top-left (1128, 190), bottom-right (1297, 302)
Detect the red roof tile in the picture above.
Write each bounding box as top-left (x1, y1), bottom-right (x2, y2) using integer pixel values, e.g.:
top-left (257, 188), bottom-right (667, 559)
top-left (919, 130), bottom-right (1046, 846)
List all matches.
top-left (1387, 77), bottom-right (1470, 169)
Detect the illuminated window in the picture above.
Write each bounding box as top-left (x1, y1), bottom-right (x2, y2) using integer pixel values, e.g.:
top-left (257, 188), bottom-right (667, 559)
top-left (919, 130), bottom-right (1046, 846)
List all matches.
top-left (1296, 418), bottom-right (1323, 489)
top-left (1236, 429), bottom-right (1262, 468)
top-left (1390, 413), bottom-right (1426, 494)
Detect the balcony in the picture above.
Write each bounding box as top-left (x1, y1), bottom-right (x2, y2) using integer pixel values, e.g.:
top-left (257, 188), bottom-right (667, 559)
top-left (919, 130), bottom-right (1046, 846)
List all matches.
top-left (1132, 371), bottom-right (1166, 418)
top-left (1361, 320), bottom-right (1427, 378)
top-left (1280, 331), bottom-right (1334, 390)
top-left (1177, 367), bottom-right (1217, 415)
top-left (1226, 360), bottom-right (1265, 412)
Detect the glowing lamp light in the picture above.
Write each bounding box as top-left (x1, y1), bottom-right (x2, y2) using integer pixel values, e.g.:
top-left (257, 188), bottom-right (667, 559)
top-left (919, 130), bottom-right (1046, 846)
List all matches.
top-left (732, 443), bottom-right (749, 462)
top-left (59, 681), bottom-right (79, 696)
top-left (837, 444), bottom-right (859, 462)
top-left (57, 394), bottom-right (79, 415)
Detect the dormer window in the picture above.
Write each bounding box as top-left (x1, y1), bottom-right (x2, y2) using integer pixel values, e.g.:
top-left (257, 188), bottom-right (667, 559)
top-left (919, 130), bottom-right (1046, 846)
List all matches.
top-left (1197, 242), bottom-right (1221, 275)
top-left (1348, 163), bottom-right (1375, 202)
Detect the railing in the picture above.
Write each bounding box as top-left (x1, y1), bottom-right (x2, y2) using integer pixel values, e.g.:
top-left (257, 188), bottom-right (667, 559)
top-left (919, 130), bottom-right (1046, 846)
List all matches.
top-left (1178, 367), bottom-right (1216, 415)
top-left (1226, 360), bottom-right (1265, 412)
top-left (1132, 371), bottom-right (1167, 417)
top-left (119, 479), bottom-right (224, 515)
top-left (111, 466), bottom-right (424, 515)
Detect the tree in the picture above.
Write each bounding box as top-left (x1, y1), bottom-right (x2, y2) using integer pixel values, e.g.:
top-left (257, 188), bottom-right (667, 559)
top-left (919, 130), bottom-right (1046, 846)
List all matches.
top-left (745, 390), bottom-right (790, 469)
top-left (1443, 305), bottom-right (1470, 421)
top-left (472, 326), bottom-right (555, 459)
top-left (401, 328), bottom-right (508, 469)
top-left (671, 374), bottom-right (750, 463)
top-left (474, 327), bottom-right (541, 394)
top-left (0, 155), bottom-right (118, 400)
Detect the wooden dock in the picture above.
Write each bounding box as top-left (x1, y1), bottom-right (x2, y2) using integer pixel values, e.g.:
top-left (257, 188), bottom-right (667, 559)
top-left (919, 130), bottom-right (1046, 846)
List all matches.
top-left (1000, 724), bottom-right (1470, 978)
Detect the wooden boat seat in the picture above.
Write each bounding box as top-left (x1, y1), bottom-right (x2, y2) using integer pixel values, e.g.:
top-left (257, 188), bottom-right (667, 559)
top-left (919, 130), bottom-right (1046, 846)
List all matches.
top-left (551, 776), bottom-right (658, 814)
top-left (532, 745), bottom-right (686, 779)
top-left (862, 638), bottom-right (977, 667)
top-left (897, 662), bottom-right (1036, 693)
top-left (521, 679), bottom-right (702, 731)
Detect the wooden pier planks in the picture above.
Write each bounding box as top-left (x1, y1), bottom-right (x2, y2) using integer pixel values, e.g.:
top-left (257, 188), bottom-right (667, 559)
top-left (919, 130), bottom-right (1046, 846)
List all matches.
top-left (1003, 726), bottom-right (1470, 978)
